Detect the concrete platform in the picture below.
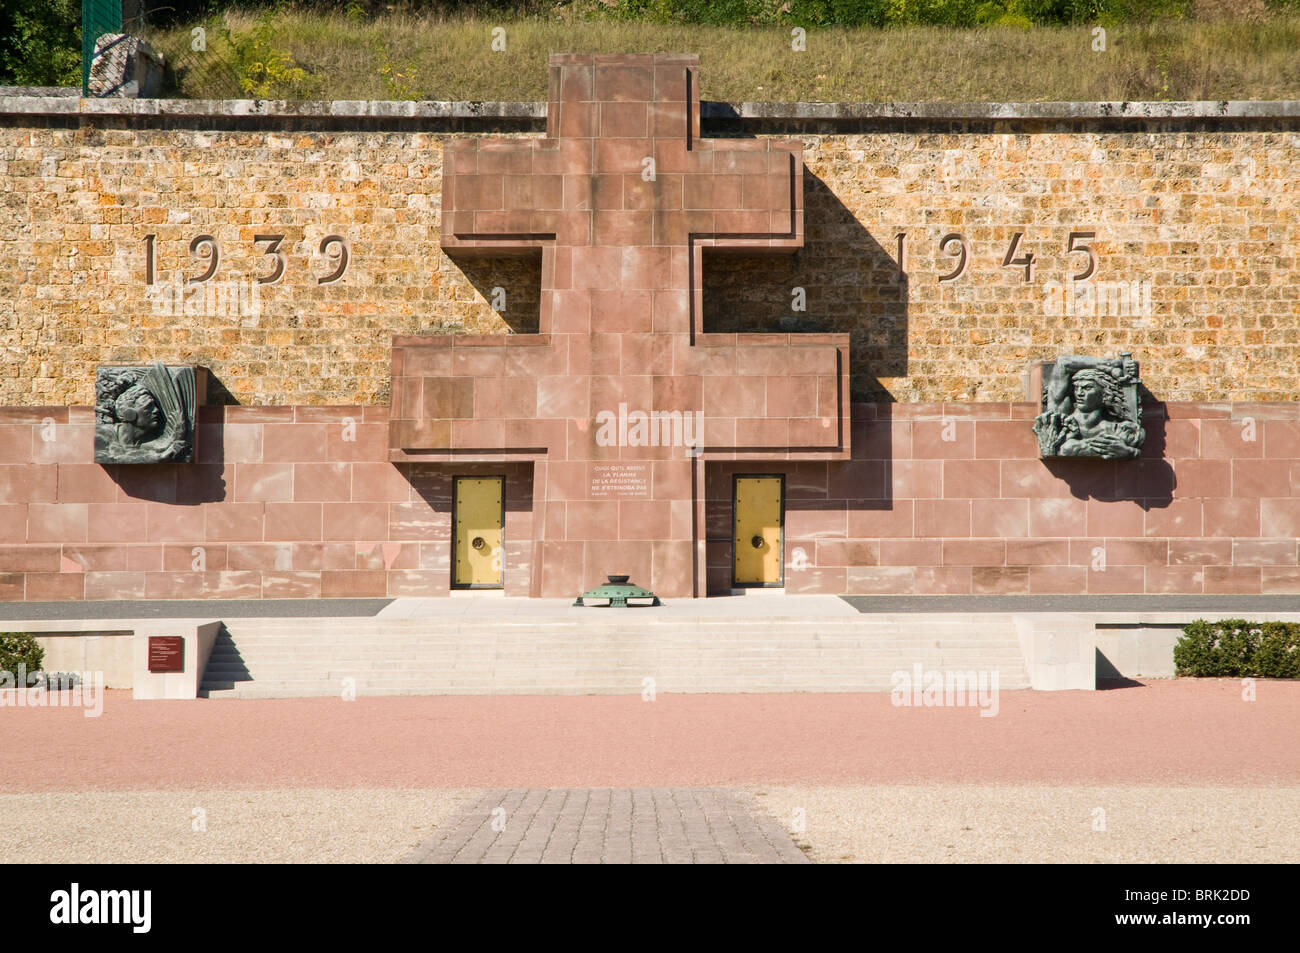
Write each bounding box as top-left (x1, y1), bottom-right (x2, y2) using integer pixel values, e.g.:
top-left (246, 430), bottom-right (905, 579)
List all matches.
top-left (4, 595), bottom-right (1297, 700)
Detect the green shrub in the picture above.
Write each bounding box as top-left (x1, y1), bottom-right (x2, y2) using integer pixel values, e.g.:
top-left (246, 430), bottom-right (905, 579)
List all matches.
top-left (227, 11), bottom-right (318, 99)
top-left (0, 632), bottom-right (45, 681)
top-left (1175, 619), bottom-right (1300, 678)
top-left (0, 0), bottom-right (81, 87)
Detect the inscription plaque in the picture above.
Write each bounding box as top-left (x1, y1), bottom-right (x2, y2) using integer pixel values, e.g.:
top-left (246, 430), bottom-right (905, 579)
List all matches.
top-left (147, 636), bottom-right (184, 674)
top-left (589, 464), bottom-right (650, 499)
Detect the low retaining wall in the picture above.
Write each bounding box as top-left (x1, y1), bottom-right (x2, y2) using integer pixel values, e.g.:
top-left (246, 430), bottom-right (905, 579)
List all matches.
top-left (0, 400), bottom-right (1296, 599)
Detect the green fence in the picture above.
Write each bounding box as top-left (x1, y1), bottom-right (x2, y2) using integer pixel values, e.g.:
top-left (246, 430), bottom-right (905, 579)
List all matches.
top-left (81, 0), bottom-right (123, 94)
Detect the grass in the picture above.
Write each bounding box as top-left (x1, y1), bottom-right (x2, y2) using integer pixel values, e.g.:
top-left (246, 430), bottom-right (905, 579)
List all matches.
top-left (145, 8), bottom-right (1300, 102)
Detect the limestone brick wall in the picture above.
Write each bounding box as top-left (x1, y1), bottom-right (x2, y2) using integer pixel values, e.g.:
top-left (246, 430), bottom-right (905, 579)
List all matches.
top-left (1, 107), bottom-right (1296, 407)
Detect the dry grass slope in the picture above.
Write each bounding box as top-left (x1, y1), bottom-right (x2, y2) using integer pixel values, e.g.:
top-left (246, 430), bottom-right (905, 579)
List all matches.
top-left (148, 10), bottom-right (1300, 102)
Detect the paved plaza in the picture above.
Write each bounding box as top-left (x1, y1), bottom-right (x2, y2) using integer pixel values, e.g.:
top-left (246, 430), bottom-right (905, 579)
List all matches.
top-left (401, 788), bottom-right (809, 864)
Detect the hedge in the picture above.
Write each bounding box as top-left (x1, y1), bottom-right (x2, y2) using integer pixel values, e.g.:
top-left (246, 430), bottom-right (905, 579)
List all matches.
top-left (1174, 619), bottom-right (1300, 678)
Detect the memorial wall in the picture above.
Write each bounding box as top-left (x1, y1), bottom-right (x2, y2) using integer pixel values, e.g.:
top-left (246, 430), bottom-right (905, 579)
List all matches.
top-left (2, 104), bottom-right (1296, 406)
top-left (0, 76), bottom-right (1296, 601)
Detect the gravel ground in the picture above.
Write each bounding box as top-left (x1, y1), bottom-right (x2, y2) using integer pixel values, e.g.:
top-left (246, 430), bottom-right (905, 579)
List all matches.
top-left (750, 785), bottom-right (1300, 864)
top-left (0, 789), bottom-right (471, 864)
top-left (5, 681), bottom-right (1298, 792)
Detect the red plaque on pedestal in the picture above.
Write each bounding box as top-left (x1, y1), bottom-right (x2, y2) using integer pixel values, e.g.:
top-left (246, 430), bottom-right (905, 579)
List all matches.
top-left (148, 636), bottom-right (184, 673)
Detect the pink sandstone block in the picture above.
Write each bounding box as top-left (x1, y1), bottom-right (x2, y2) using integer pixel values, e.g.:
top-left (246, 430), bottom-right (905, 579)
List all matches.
top-left (915, 499), bottom-right (971, 538)
top-left (1029, 565), bottom-right (1087, 594)
top-left (83, 571), bottom-right (146, 600)
top-left (145, 503), bottom-right (204, 543)
top-left (1200, 420), bottom-right (1263, 459)
top-left (1170, 459), bottom-right (1231, 497)
top-left (1263, 420), bottom-right (1300, 458)
top-left (1203, 498), bottom-right (1259, 537)
top-left (31, 424), bottom-right (91, 465)
top-left (891, 460), bottom-right (943, 499)
top-left (293, 463), bottom-right (352, 502)
top-left (234, 463), bottom-right (294, 503)
top-left (943, 460), bottom-right (1001, 499)
top-left (1204, 566), bottom-right (1262, 594)
top-left (1105, 538), bottom-right (1170, 567)
top-left (784, 508), bottom-right (847, 539)
top-left (914, 566), bottom-right (972, 594)
top-left (25, 572), bottom-right (85, 601)
top-left (1168, 538), bottom-right (1233, 566)
top-left (974, 420), bottom-right (1039, 459)
top-left (1232, 539), bottom-right (1297, 566)
top-left (261, 424), bottom-right (329, 464)
top-left (814, 539), bottom-right (879, 567)
top-left (1232, 459), bottom-right (1292, 498)
top-left (55, 464), bottom-right (118, 503)
top-left (1088, 566), bottom-right (1145, 594)
top-left (226, 543), bottom-right (293, 572)
top-left (350, 463), bottom-right (412, 503)
top-left (1006, 538), bottom-right (1069, 566)
top-left (786, 566), bottom-right (846, 594)
top-left (202, 503), bottom-right (264, 542)
top-left (1000, 460), bottom-right (1071, 499)
top-left (1262, 568), bottom-right (1300, 594)
top-left (320, 570), bottom-right (388, 599)
top-left (143, 571), bottom-right (204, 600)
top-left (87, 503), bottom-right (149, 543)
top-left (878, 538), bottom-right (942, 566)
top-left (0, 505), bottom-right (27, 543)
top-left (163, 543), bottom-right (227, 572)
top-left (124, 546), bottom-right (161, 572)
top-left (26, 503), bottom-right (87, 544)
top-left (911, 420), bottom-right (974, 459)
top-left (1028, 498), bottom-right (1087, 538)
top-left (293, 542), bottom-right (357, 572)
top-left (0, 545), bottom-right (60, 572)
top-left (260, 572), bottom-right (322, 599)
top-left (0, 465), bottom-right (57, 504)
top-left (201, 571), bottom-right (263, 599)
top-left (327, 423), bottom-right (389, 463)
top-left (943, 539), bottom-right (1006, 567)
top-left (1143, 498), bottom-right (1204, 537)
top-left (845, 565), bottom-right (914, 594)
top-left (972, 499), bottom-right (1029, 537)
top-left (971, 566), bottom-right (1029, 594)
top-left (1145, 567), bottom-right (1205, 594)
top-left (264, 503), bottom-right (323, 542)
top-left (849, 502), bottom-right (914, 538)
top-left (1086, 499), bottom-right (1146, 537)
top-left (1161, 420), bottom-right (1202, 458)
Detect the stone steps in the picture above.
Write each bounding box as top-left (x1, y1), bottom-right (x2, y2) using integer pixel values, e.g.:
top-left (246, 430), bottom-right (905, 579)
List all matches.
top-left (198, 615), bottom-right (1031, 698)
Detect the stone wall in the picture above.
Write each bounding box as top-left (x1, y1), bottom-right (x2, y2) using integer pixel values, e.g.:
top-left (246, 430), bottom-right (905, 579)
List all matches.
top-left (0, 404), bottom-right (535, 600)
top-left (1, 100), bottom-right (1296, 407)
top-left (0, 400), bottom-right (1295, 600)
top-left (707, 402), bottom-right (1300, 596)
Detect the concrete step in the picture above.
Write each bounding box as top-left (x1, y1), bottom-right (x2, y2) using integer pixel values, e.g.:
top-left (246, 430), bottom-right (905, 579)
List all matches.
top-left (199, 613), bottom-right (1031, 698)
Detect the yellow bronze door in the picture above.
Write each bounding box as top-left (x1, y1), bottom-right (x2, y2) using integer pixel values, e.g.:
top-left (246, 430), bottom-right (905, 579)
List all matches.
top-left (733, 475), bottom-right (784, 587)
top-left (453, 476), bottom-right (504, 588)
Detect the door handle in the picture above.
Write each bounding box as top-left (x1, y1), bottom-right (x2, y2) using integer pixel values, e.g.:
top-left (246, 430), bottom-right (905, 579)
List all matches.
top-left (750, 535), bottom-right (765, 549)
top-left (472, 536), bottom-right (486, 551)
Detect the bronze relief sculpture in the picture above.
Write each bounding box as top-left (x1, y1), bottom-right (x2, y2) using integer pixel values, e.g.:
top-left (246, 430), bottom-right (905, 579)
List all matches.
top-left (94, 363), bottom-right (198, 464)
top-left (1033, 354), bottom-right (1144, 460)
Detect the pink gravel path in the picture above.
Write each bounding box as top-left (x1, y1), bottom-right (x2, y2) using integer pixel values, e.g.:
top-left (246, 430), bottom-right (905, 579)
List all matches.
top-left (2, 680), bottom-right (1298, 792)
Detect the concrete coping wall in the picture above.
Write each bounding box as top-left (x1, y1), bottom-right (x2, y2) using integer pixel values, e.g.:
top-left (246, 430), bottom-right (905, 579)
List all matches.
top-left (2, 96), bottom-right (1298, 126)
